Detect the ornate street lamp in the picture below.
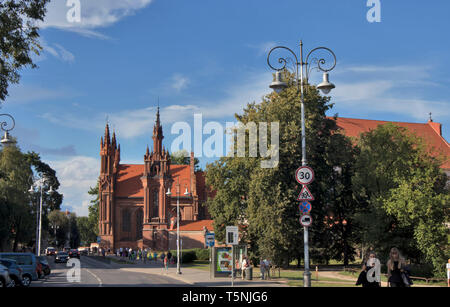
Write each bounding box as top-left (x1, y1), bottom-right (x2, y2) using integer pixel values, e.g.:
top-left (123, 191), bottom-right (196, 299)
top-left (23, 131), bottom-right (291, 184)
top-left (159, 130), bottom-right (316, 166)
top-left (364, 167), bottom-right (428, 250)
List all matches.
top-left (267, 40), bottom-right (337, 287)
top-left (0, 113), bottom-right (16, 147)
top-left (29, 174), bottom-right (55, 256)
top-left (166, 177), bottom-right (190, 275)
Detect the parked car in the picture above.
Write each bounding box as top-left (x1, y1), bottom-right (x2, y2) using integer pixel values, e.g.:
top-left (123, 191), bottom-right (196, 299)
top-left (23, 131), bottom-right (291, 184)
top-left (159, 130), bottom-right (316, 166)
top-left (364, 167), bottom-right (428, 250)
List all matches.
top-left (0, 259), bottom-right (23, 287)
top-left (45, 247), bottom-right (57, 256)
top-left (68, 249), bottom-right (80, 259)
top-left (55, 252), bottom-right (69, 263)
top-left (37, 256), bottom-right (51, 276)
top-left (0, 264), bottom-right (11, 288)
top-left (0, 253), bottom-right (38, 287)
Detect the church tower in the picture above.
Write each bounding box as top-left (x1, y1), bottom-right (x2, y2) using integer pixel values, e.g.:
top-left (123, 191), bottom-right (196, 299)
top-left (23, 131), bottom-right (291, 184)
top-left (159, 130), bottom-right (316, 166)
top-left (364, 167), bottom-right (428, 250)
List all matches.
top-left (99, 123), bottom-right (120, 249)
top-left (141, 108), bottom-right (172, 249)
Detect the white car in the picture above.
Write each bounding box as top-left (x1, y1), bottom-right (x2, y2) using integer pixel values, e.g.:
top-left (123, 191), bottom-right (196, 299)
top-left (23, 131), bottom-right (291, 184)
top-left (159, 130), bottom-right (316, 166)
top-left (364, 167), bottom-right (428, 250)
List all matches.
top-left (0, 264), bottom-right (11, 288)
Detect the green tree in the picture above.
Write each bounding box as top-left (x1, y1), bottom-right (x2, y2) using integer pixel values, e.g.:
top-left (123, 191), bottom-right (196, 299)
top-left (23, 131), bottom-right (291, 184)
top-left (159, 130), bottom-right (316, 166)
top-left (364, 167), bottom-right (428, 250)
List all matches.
top-left (352, 123), bottom-right (449, 276)
top-left (0, 0), bottom-right (50, 102)
top-left (206, 76), bottom-right (359, 267)
top-left (77, 216), bottom-right (97, 246)
top-left (48, 210), bottom-right (68, 248)
top-left (0, 142), bottom-right (62, 251)
top-left (0, 144), bottom-right (33, 251)
top-left (88, 183), bottom-right (99, 238)
top-left (384, 162), bottom-right (449, 276)
top-left (170, 149), bottom-right (201, 171)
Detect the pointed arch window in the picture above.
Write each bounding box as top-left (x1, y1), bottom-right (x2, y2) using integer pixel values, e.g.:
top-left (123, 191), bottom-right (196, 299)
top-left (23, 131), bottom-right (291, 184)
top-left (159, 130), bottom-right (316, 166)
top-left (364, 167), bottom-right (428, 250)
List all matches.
top-left (122, 209), bottom-right (131, 232)
top-left (152, 190), bottom-right (159, 217)
top-left (136, 209), bottom-right (143, 240)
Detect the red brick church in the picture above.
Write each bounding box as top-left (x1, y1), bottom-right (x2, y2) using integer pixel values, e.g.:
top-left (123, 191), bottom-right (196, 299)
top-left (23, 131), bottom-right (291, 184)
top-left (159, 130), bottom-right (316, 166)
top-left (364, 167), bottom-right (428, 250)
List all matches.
top-left (98, 108), bottom-right (213, 251)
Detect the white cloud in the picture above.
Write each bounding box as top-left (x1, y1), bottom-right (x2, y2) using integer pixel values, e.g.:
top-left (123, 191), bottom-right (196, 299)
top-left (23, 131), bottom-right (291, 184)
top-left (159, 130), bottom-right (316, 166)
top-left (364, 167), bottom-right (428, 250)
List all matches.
top-left (49, 156), bottom-right (99, 217)
top-left (39, 71), bottom-right (272, 139)
top-left (171, 74), bottom-right (190, 92)
top-left (40, 0), bottom-right (153, 38)
top-left (331, 64), bottom-right (450, 122)
top-left (40, 40), bottom-right (75, 62)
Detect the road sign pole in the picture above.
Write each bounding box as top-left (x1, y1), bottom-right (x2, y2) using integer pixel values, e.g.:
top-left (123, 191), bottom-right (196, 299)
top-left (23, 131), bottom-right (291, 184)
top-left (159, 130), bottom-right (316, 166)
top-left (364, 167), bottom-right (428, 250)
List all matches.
top-left (303, 225), bottom-right (311, 287)
top-left (231, 245), bottom-right (234, 287)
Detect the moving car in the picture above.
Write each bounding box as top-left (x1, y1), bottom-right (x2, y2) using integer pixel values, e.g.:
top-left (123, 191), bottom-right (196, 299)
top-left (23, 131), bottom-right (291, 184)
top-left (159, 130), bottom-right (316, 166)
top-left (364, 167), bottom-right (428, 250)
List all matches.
top-left (0, 264), bottom-right (11, 288)
top-left (45, 247), bottom-right (57, 256)
top-left (37, 256), bottom-right (51, 276)
top-left (0, 259), bottom-right (23, 287)
top-left (0, 253), bottom-right (38, 287)
top-left (55, 252), bottom-right (69, 263)
top-left (68, 249), bottom-right (80, 259)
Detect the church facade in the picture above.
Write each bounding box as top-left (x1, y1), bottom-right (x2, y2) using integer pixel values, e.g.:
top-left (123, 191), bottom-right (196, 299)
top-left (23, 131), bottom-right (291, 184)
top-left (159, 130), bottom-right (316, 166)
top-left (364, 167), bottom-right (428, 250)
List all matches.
top-left (98, 109), bottom-right (213, 251)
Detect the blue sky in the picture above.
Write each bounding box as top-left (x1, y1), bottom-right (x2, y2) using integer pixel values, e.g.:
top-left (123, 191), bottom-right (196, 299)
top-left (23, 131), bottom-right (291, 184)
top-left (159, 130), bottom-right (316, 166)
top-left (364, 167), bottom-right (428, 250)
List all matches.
top-left (1, 0), bottom-right (449, 216)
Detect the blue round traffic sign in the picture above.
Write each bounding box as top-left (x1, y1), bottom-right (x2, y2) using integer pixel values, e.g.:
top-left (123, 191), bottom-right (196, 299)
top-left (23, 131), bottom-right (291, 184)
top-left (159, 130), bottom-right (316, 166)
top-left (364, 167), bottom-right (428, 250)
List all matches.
top-left (299, 201), bottom-right (312, 214)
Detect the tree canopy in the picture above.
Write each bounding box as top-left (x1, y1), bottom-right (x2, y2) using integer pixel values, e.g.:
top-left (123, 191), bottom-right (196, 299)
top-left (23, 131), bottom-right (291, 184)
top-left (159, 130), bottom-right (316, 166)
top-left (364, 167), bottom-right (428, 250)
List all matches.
top-left (0, 0), bottom-right (50, 102)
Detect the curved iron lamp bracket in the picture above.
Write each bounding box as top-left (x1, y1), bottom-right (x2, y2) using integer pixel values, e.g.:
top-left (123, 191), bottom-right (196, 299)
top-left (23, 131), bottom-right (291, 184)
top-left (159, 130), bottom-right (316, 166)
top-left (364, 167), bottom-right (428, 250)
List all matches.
top-left (0, 113), bottom-right (15, 132)
top-left (304, 46), bottom-right (337, 81)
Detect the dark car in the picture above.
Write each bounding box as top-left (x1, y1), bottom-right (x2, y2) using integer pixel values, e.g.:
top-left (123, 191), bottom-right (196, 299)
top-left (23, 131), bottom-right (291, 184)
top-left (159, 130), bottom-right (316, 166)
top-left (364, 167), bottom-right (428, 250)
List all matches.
top-left (68, 249), bottom-right (80, 259)
top-left (37, 256), bottom-right (51, 276)
top-left (45, 247), bottom-right (57, 256)
top-left (55, 252), bottom-right (69, 263)
top-left (0, 259), bottom-right (23, 287)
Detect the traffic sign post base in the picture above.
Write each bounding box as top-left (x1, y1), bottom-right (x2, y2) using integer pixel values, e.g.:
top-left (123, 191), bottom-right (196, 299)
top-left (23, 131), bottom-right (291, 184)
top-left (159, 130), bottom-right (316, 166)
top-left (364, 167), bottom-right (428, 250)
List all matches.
top-left (303, 271), bottom-right (311, 287)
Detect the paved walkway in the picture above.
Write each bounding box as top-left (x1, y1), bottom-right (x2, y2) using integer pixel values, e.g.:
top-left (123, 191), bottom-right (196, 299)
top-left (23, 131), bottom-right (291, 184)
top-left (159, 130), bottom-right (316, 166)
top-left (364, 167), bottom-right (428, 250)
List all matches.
top-left (101, 255), bottom-right (288, 287)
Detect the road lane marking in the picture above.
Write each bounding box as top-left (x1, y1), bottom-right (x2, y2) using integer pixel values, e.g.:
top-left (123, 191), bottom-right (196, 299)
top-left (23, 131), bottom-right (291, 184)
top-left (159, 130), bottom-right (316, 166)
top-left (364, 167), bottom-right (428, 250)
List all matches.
top-left (85, 268), bottom-right (103, 287)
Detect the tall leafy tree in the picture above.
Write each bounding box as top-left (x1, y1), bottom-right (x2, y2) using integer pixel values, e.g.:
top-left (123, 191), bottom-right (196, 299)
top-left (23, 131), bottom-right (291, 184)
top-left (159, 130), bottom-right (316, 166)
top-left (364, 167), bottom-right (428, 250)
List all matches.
top-left (206, 75), bottom-right (359, 267)
top-left (87, 183), bottom-right (99, 238)
top-left (0, 142), bottom-right (62, 251)
top-left (0, 143), bottom-right (33, 251)
top-left (352, 123), bottom-right (449, 275)
top-left (0, 0), bottom-right (50, 102)
top-left (77, 216), bottom-right (97, 246)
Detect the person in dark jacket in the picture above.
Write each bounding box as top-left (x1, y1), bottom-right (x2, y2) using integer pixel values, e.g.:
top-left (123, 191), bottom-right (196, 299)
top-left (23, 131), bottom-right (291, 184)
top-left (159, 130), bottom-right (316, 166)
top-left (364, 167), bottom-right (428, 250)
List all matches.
top-left (387, 247), bottom-right (412, 287)
top-left (356, 251), bottom-right (381, 287)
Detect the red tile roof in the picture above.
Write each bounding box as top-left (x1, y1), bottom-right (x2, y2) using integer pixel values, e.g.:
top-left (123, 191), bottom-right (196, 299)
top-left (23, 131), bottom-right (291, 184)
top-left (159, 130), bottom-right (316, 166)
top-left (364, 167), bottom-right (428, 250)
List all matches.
top-left (115, 164), bottom-right (144, 198)
top-left (334, 117), bottom-right (450, 169)
top-left (172, 219), bottom-right (214, 231)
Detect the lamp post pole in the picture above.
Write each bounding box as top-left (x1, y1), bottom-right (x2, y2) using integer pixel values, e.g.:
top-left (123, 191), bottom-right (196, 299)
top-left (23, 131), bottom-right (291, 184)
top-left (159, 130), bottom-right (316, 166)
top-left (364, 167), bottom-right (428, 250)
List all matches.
top-left (166, 177), bottom-right (190, 275)
top-left (29, 175), bottom-right (55, 257)
top-left (267, 40), bottom-right (336, 287)
top-left (177, 179), bottom-right (181, 274)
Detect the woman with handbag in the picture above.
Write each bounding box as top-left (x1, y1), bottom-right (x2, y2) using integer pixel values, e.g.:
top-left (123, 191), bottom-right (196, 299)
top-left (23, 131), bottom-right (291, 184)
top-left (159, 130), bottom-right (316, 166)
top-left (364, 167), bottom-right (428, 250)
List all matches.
top-left (387, 247), bottom-right (411, 287)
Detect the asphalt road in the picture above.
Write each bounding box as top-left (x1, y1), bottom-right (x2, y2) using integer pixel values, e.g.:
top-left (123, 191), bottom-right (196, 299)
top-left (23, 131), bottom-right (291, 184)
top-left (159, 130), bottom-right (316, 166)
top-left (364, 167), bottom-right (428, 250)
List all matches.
top-left (31, 256), bottom-right (189, 287)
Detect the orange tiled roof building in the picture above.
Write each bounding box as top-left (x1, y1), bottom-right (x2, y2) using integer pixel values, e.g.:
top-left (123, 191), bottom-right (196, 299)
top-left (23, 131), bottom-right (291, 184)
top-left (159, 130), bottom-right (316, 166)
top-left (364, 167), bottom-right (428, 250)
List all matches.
top-left (98, 108), bottom-right (213, 251)
top-left (334, 117), bottom-right (450, 175)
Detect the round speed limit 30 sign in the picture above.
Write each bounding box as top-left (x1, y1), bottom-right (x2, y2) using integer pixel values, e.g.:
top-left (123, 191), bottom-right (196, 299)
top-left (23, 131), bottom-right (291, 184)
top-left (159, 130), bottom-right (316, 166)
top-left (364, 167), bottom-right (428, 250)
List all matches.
top-left (295, 166), bottom-right (314, 185)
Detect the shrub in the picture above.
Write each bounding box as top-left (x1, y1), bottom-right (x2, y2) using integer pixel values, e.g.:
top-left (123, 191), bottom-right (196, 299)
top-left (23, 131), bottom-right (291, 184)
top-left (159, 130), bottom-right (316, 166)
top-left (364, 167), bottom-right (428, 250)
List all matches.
top-left (194, 248), bottom-right (210, 261)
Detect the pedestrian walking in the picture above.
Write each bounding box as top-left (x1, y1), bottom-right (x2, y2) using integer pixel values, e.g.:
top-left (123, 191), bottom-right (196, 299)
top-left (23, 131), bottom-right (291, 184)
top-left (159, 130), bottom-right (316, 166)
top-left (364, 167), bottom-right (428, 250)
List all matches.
top-left (164, 255), bottom-right (169, 272)
top-left (356, 251), bottom-right (381, 287)
top-left (143, 249), bottom-right (147, 263)
top-left (263, 259), bottom-right (271, 280)
top-left (160, 252), bottom-right (166, 266)
top-left (259, 258), bottom-right (265, 280)
top-left (167, 250), bottom-right (172, 264)
top-left (387, 247), bottom-right (412, 287)
top-left (241, 256), bottom-right (248, 280)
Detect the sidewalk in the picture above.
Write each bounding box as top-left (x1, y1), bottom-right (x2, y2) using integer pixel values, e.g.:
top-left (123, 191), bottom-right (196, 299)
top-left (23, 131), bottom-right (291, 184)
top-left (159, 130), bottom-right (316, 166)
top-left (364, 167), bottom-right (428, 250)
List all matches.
top-left (103, 255), bottom-right (288, 287)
